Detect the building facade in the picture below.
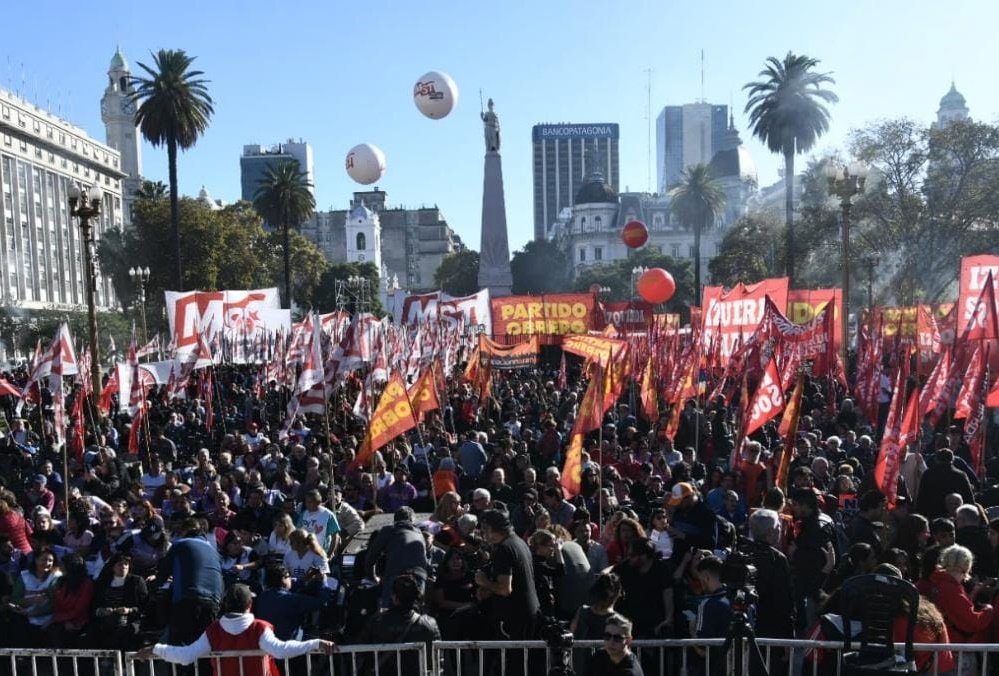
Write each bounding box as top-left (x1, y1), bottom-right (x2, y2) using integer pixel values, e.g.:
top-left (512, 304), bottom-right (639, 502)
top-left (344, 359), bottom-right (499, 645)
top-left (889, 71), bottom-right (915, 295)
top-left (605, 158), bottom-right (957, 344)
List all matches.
top-left (656, 103), bottom-right (728, 194)
top-left (300, 188), bottom-right (463, 294)
top-left (240, 140), bottom-right (315, 202)
top-left (100, 47), bottom-right (143, 224)
top-left (532, 123), bottom-right (619, 241)
top-left (0, 87), bottom-right (124, 311)
top-left (555, 117), bottom-right (756, 287)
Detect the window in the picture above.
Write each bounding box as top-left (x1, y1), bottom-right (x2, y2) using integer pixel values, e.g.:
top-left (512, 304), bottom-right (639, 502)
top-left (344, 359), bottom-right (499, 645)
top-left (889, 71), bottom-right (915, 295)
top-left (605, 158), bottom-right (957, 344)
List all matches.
top-left (594, 247), bottom-right (603, 261)
top-left (594, 215), bottom-right (602, 231)
top-left (579, 248), bottom-right (586, 262)
top-left (579, 216), bottom-right (587, 232)
top-left (671, 244), bottom-right (680, 258)
top-left (652, 213), bottom-right (665, 230)
top-left (356, 232), bottom-right (366, 250)
top-left (689, 245), bottom-right (696, 258)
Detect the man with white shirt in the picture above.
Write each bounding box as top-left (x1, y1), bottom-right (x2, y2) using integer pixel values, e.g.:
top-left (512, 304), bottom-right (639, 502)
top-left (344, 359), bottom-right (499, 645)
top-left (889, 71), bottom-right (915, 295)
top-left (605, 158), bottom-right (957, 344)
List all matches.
top-left (296, 490), bottom-right (340, 555)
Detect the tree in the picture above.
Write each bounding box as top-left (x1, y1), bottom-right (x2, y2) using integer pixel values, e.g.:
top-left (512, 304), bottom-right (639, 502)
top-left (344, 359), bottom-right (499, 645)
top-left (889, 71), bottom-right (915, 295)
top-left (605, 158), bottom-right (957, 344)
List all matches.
top-left (668, 164), bottom-right (726, 304)
top-left (252, 160), bottom-right (316, 309)
top-left (744, 52), bottom-right (838, 284)
top-left (848, 118), bottom-right (999, 304)
top-left (434, 250), bottom-right (480, 297)
top-left (96, 226), bottom-right (139, 314)
top-left (709, 212), bottom-right (785, 287)
top-left (131, 49), bottom-right (214, 292)
top-left (135, 180), bottom-right (168, 200)
top-left (310, 262), bottom-right (384, 316)
top-left (573, 248), bottom-right (695, 318)
top-left (511, 240), bottom-right (569, 294)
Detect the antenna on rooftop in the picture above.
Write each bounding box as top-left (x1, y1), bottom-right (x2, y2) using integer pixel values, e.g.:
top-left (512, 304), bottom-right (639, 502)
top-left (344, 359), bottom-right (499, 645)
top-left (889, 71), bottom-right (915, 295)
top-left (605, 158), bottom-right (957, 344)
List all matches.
top-left (700, 49), bottom-right (705, 103)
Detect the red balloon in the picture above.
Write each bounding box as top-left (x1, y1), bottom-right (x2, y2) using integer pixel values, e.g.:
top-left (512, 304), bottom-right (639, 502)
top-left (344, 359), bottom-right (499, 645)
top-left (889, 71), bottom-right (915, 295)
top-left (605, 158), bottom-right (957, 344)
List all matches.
top-left (637, 268), bottom-right (676, 304)
top-left (621, 220), bottom-right (649, 249)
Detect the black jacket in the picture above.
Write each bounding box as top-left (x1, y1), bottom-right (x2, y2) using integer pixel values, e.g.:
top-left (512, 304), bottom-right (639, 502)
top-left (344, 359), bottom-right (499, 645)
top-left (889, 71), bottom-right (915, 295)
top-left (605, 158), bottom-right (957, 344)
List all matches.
top-left (791, 512), bottom-right (835, 599)
top-left (916, 462), bottom-right (975, 520)
top-left (747, 540), bottom-right (795, 638)
top-left (361, 607), bottom-right (440, 676)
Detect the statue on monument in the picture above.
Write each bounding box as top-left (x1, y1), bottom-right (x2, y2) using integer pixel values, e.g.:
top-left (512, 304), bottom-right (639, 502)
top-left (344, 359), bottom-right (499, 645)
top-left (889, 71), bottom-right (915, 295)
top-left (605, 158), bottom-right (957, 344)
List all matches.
top-left (481, 98), bottom-right (500, 152)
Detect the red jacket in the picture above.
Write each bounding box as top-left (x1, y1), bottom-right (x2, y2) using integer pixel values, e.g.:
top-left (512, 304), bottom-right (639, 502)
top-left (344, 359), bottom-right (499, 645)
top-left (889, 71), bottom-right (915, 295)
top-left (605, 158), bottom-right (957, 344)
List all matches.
top-left (52, 578), bottom-right (94, 629)
top-left (927, 569), bottom-right (994, 642)
top-left (893, 615), bottom-right (954, 673)
top-left (205, 619), bottom-right (278, 676)
top-left (0, 512), bottom-right (32, 553)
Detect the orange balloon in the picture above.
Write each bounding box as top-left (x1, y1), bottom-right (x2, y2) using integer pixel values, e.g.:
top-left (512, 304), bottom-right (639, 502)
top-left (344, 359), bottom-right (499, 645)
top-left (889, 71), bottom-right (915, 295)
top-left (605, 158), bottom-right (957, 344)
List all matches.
top-left (637, 268), bottom-right (676, 304)
top-left (621, 220), bottom-right (649, 249)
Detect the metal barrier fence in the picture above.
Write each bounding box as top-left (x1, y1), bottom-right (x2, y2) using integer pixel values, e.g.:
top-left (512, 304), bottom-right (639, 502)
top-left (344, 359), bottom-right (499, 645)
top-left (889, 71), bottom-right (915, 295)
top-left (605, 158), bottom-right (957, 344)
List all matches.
top-left (2, 639), bottom-right (999, 676)
top-left (0, 649), bottom-right (122, 676)
top-left (122, 642), bottom-right (428, 676)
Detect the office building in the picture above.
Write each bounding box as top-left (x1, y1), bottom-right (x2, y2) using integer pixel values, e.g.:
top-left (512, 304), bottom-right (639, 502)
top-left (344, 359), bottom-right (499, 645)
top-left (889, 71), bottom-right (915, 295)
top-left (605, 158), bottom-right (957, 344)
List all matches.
top-left (0, 86), bottom-right (124, 311)
top-left (656, 103), bottom-right (728, 194)
top-left (240, 140), bottom-right (315, 201)
top-left (300, 188), bottom-right (463, 294)
top-left (532, 123), bottom-right (619, 241)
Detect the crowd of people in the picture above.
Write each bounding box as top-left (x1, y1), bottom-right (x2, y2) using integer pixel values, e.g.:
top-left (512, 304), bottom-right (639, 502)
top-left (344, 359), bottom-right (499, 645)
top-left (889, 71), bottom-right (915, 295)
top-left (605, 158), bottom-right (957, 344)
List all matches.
top-left (0, 354), bottom-right (997, 676)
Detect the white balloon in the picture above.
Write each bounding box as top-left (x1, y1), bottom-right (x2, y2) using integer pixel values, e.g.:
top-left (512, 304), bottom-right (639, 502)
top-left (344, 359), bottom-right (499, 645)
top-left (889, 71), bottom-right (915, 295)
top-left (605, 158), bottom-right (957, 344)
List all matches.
top-left (413, 71), bottom-right (458, 119)
top-left (345, 143), bottom-right (386, 185)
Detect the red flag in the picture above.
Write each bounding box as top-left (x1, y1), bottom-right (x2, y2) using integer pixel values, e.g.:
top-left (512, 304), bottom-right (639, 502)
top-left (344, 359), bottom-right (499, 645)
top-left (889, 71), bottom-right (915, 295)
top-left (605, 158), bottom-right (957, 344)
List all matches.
top-left (954, 344), bottom-right (985, 420)
top-left (352, 374), bottom-right (418, 469)
top-left (873, 354), bottom-right (913, 507)
top-left (407, 369), bottom-right (441, 422)
top-left (986, 377), bottom-right (999, 408)
top-left (775, 374), bottom-right (805, 489)
top-left (0, 379), bottom-right (20, 398)
top-left (960, 270), bottom-right (999, 340)
top-left (639, 357), bottom-right (659, 423)
top-left (743, 355), bottom-right (784, 437)
top-left (965, 354), bottom-right (990, 474)
top-left (69, 388), bottom-right (86, 463)
top-left (561, 363), bottom-right (607, 499)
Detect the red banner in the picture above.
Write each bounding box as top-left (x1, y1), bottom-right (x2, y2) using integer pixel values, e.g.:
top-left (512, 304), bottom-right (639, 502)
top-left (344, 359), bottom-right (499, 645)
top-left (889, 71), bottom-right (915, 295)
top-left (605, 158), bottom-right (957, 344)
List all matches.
top-left (787, 288), bottom-right (842, 348)
top-left (561, 335), bottom-right (628, 367)
top-left (600, 301), bottom-right (653, 332)
top-left (353, 373), bottom-right (418, 467)
top-left (407, 369), bottom-right (441, 422)
top-left (478, 335), bottom-right (540, 369)
top-left (744, 355), bottom-right (784, 437)
top-left (702, 278), bottom-right (789, 358)
top-left (958, 255), bottom-right (999, 339)
top-left (491, 293), bottom-right (597, 341)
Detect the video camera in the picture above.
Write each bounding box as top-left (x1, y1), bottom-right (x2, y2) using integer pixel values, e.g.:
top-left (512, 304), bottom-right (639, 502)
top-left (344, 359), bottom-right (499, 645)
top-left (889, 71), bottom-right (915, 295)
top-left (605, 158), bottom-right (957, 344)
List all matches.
top-left (720, 541), bottom-right (758, 614)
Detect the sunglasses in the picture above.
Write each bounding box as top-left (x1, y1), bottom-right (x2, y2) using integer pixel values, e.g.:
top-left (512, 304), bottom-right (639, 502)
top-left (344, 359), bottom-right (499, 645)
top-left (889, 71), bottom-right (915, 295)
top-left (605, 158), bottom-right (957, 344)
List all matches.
top-left (603, 632), bottom-right (627, 643)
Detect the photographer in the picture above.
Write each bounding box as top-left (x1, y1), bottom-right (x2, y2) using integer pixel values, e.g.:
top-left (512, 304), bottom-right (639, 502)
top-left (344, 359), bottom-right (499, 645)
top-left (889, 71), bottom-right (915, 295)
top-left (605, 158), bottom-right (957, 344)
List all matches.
top-left (788, 488), bottom-right (836, 632)
top-left (360, 574), bottom-right (440, 676)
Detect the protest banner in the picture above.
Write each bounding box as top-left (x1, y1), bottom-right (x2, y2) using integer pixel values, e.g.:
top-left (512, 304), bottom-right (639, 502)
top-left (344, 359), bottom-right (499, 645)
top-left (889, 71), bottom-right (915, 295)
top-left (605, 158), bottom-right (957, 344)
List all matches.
top-left (600, 301), bottom-right (653, 332)
top-left (702, 278), bottom-right (789, 358)
top-left (787, 288), bottom-right (842, 348)
top-left (165, 288), bottom-right (283, 359)
top-left (391, 289), bottom-right (492, 334)
top-left (490, 293), bottom-right (597, 341)
top-left (478, 335), bottom-right (540, 369)
top-left (958, 255), bottom-right (999, 340)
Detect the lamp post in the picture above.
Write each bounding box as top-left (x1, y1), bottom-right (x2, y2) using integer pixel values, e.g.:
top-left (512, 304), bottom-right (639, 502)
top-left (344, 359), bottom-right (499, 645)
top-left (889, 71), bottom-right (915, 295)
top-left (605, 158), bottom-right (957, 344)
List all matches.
top-left (129, 266), bottom-right (151, 348)
top-left (68, 184), bottom-right (103, 400)
top-left (824, 161), bottom-right (868, 363)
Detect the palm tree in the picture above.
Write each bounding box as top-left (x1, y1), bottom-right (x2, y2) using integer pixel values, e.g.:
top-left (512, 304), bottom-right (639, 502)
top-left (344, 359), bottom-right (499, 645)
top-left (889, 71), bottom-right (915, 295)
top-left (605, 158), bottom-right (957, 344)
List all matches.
top-left (253, 160), bottom-right (316, 309)
top-left (131, 49), bottom-right (214, 291)
top-left (135, 180), bottom-right (168, 201)
top-left (668, 164), bottom-right (726, 305)
top-left (744, 52), bottom-right (838, 285)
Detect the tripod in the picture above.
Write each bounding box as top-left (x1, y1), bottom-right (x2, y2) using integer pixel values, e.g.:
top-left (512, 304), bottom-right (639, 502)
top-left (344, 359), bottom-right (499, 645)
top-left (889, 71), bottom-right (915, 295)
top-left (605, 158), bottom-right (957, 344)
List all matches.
top-left (721, 608), bottom-right (769, 676)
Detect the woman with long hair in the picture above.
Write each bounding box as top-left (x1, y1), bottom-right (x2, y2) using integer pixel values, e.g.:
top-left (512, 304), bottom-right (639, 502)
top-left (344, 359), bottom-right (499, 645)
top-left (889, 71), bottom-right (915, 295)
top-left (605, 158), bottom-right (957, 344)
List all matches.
top-left (428, 548), bottom-right (476, 634)
top-left (90, 553), bottom-right (149, 650)
top-left (62, 511), bottom-right (94, 557)
top-left (49, 553), bottom-right (94, 647)
top-left (267, 513), bottom-right (295, 558)
top-left (220, 532), bottom-right (259, 589)
top-left (605, 517), bottom-right (646, 566)
top-left (892, 513), bottom-right (931, 572)
top-left (9, 547), bottom-right (61, 647)
top-left (283, 529), bottom-right (329, 580)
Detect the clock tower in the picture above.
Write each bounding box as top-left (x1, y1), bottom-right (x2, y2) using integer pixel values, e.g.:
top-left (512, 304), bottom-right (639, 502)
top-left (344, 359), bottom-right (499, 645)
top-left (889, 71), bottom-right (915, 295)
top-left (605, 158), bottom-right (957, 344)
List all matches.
top-left (101, 46), bottom-right (143, 224)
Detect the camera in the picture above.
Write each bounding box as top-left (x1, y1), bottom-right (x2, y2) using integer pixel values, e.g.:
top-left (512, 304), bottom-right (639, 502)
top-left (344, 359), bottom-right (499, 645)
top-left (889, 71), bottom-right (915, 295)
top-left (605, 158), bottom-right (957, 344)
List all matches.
top-left (720, 543), bottom-right (758, 614)
top-left (538, 617), bottom-right (573, 650)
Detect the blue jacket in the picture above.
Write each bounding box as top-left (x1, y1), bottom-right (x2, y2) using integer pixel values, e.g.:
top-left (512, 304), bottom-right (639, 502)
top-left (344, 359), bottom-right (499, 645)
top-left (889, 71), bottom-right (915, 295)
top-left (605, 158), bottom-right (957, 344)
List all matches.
top-left (158, 535), bottom-right (223, 604)
top-left (255, 588), bottom-right (327, 640)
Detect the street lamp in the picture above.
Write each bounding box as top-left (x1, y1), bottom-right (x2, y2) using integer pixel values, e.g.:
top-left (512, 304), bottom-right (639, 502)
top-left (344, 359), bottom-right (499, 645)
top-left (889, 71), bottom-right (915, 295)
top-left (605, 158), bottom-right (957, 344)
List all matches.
top-left (129, 266), bottom-right (151, 348)
top-left (825, 161), bottom-right (868, 363)
top-left (68, 183), bottom-right (103, 399)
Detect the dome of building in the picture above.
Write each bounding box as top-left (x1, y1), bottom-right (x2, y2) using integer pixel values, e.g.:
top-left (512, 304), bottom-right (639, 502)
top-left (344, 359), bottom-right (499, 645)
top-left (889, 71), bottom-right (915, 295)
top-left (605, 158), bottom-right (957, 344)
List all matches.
top-left (109, 46), bottom-right (129, 72)
top-left (349, 202), bottom-right (374, 222)
top-left (940, 82), bottom-right (966, 109)
top-left (709, 146), bottom-right (757, 184)
top-left (574, 172), bottom-right (618, 205)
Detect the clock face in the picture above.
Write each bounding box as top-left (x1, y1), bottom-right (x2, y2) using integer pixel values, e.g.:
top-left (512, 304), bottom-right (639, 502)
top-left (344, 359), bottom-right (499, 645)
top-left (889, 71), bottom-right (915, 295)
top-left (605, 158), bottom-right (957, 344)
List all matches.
top-left (120, 98), bottom-right (137, 116)
top-left (100, 98), bottom-right (109, 118)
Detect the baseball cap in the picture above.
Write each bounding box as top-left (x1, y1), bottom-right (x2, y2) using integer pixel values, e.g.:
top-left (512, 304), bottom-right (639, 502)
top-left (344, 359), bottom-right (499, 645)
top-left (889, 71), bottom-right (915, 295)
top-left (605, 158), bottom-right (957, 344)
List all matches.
top-left (667, 482), bottom-right (696, 506)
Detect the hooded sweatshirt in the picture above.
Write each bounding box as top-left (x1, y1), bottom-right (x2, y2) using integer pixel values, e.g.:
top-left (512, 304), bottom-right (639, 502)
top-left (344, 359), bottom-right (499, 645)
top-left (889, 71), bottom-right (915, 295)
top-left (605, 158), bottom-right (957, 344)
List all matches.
top-left (152, 612), bottom-right (323, 676)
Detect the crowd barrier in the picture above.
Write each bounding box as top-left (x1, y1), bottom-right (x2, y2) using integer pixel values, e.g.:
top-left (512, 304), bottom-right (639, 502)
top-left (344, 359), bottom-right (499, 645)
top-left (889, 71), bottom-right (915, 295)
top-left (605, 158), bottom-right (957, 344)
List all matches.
top-left (2, 638), bottom-right (999, 676)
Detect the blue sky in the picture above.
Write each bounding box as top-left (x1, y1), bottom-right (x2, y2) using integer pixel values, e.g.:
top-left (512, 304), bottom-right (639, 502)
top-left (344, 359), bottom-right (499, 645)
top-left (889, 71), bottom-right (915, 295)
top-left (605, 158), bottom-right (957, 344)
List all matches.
top-left (1, 1), bottom-right (993, 251)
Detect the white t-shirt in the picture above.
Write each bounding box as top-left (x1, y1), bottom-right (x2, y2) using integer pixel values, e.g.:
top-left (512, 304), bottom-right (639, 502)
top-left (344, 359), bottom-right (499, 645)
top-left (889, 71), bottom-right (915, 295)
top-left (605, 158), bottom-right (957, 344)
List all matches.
top-left (297, 507), bottom-right (340, 552)
top-left (283, 549), bottom-right (329, 579)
